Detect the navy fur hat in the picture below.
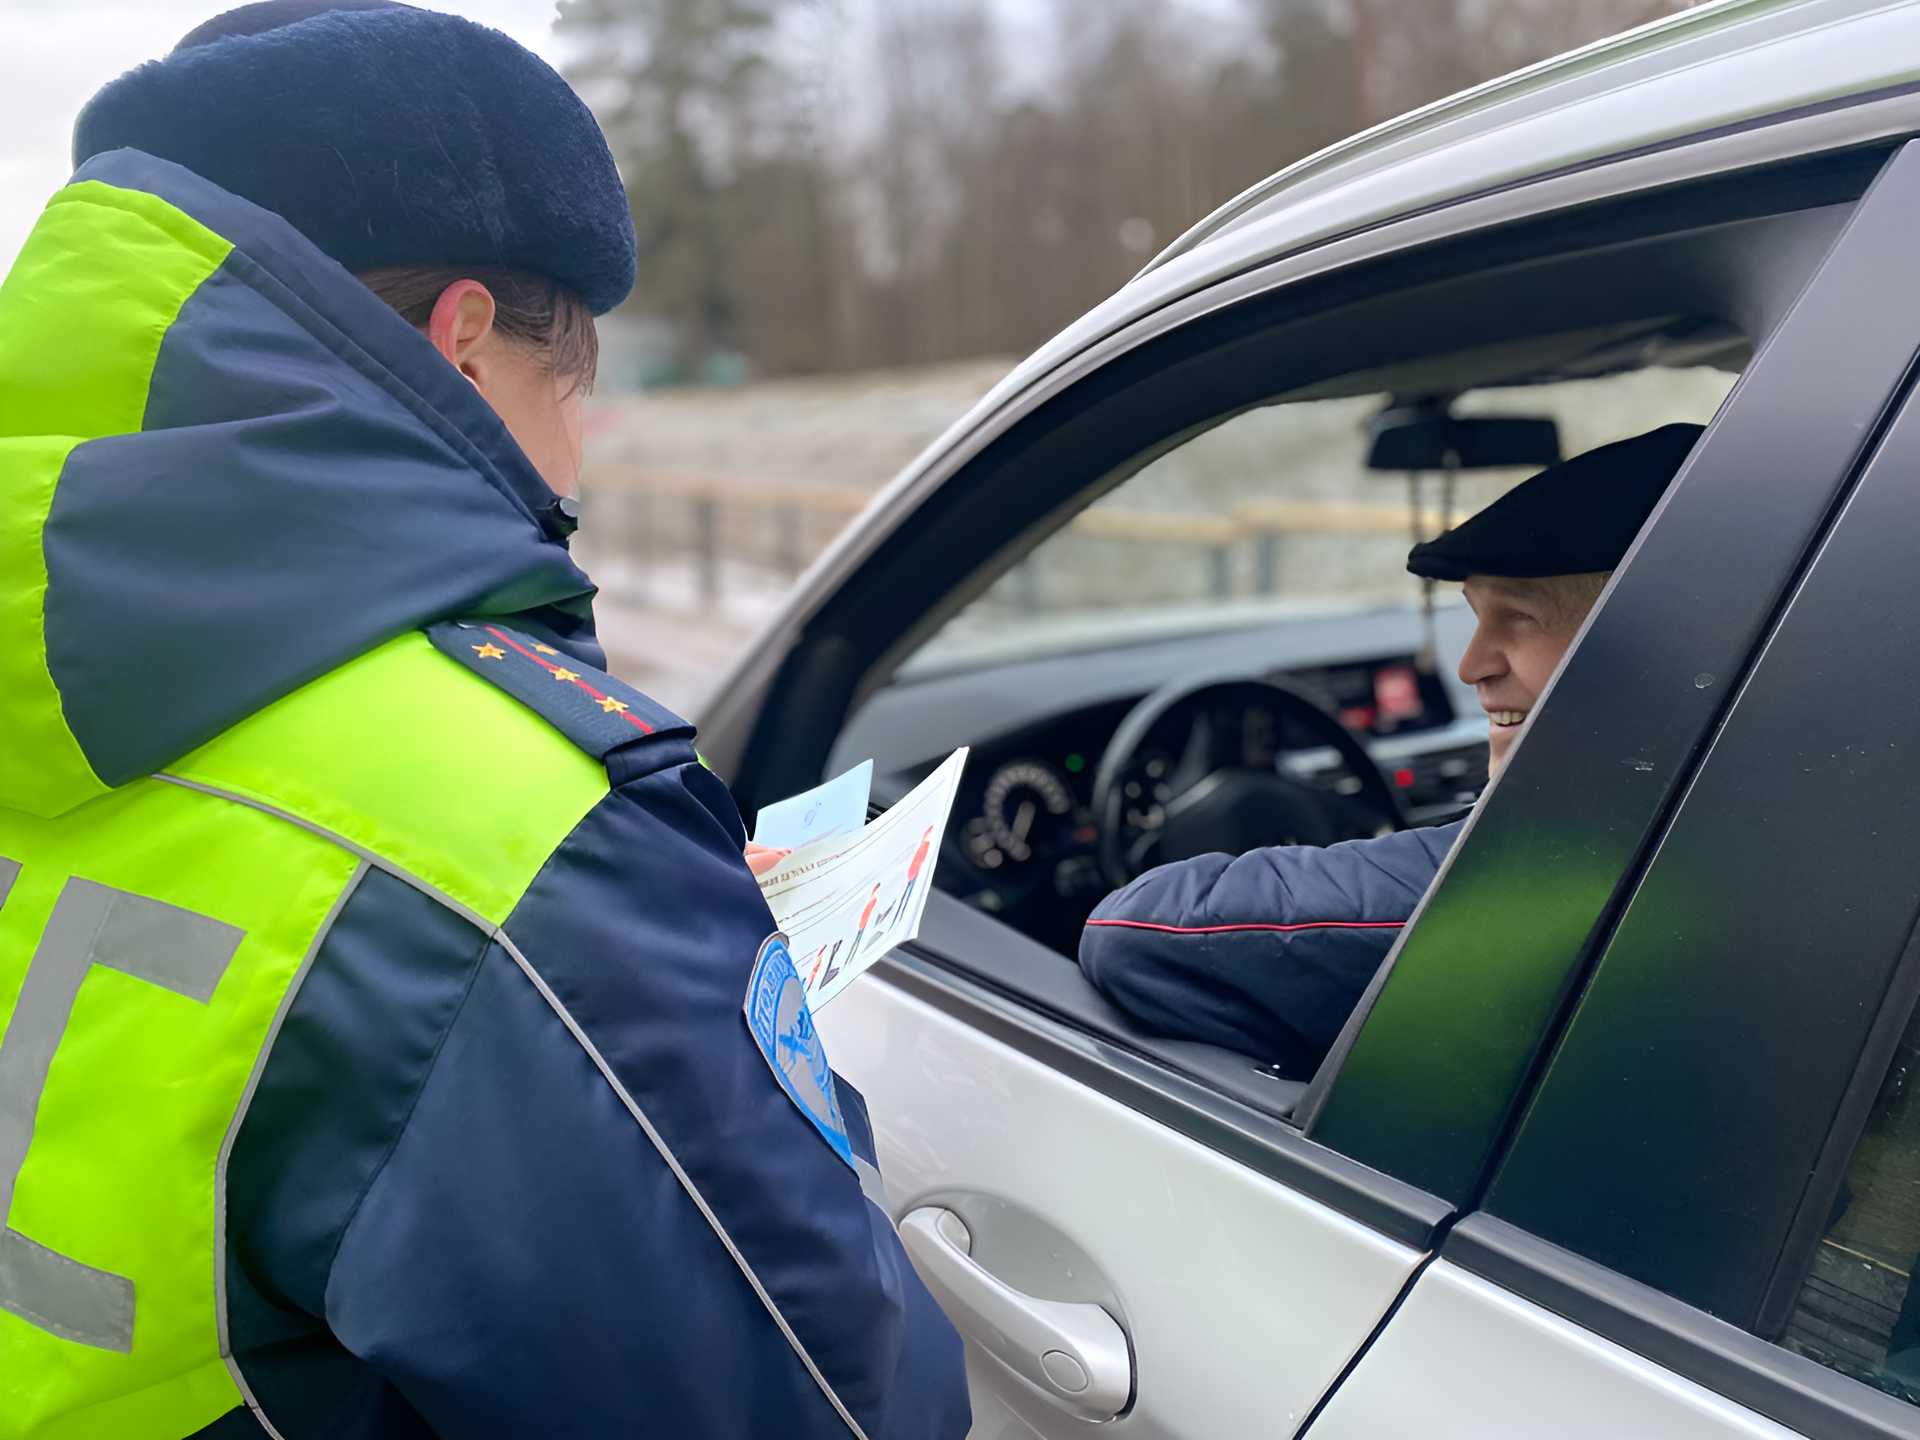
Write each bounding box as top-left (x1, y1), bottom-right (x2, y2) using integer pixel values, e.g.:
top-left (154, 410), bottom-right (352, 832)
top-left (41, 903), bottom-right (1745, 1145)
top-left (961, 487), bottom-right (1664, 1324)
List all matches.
top-left (1407, 423), bottom-right (1703, 581)
top-left (74, 2), bottom-right (636, 314)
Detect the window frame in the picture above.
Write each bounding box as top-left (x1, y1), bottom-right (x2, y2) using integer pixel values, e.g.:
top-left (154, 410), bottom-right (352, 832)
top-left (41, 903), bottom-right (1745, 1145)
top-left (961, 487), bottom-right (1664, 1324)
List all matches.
top-left (1303, 139), bottom-right (1920, 1203)
top-left (1466, 337), bottom-right (1920, 1349)
top-left (1382, 139), bottom-right (1920, 1438)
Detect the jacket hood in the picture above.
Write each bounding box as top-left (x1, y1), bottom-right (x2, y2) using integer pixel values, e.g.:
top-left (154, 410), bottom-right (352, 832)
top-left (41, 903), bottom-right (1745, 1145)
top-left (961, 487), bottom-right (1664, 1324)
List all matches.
top-left (0, 148), bottom-right (603, 818)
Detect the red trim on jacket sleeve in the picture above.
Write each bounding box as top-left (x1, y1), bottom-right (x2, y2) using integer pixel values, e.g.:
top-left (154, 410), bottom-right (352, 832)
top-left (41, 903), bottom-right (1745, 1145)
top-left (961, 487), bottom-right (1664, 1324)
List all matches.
top-left (1083, 918), bottom-right (1405, 935)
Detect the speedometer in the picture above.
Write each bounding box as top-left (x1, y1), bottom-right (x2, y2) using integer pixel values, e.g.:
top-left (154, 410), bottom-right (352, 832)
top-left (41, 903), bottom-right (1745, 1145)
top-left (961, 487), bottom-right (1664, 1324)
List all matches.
top-left (981, 759), bottom-right (1075, 863)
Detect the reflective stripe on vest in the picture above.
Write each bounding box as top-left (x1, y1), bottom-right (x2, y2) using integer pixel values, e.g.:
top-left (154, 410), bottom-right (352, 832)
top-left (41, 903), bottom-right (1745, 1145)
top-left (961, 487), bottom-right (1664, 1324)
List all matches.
top-left (0, 178), bottom-right (235, 823)
top-left (0, 633), bottom-right (607, 1439)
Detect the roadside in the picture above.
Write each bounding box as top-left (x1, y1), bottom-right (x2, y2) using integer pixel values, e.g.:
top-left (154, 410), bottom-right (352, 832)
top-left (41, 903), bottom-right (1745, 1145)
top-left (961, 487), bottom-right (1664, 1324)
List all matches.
top-left (577, 356), bottom-right (1018, 716)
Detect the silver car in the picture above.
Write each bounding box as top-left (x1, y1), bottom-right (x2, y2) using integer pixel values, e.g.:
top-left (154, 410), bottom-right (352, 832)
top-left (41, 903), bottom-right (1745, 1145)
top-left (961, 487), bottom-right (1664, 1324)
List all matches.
top-left (700, 1), bottom-right (1920, 1434)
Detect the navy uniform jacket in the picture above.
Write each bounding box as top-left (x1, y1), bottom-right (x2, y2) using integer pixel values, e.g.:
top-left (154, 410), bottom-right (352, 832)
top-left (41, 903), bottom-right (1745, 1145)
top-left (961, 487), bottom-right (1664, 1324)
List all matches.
top-left (1079, 823), bottom-right (1464, 1076)
top-left (18, 150), bottom-right (965, 1439)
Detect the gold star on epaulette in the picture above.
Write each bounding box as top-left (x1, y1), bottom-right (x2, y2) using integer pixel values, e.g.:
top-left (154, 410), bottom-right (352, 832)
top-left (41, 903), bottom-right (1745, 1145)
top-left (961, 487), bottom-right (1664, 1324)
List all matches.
top-left (599, 696), bottom-right (629, 714)
top-left (472, 643), bottom-right (506, 660)
top-left (533, 643), bottom-right (559, 655)
top-left (552, 667), bottom-right (581, 682)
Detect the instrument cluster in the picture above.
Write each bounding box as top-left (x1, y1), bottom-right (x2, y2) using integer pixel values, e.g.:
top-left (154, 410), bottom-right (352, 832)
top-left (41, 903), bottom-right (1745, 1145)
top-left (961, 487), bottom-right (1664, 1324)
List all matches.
top-left (934, 697), bottom-right (1139, 955)
top-left (964, 759), bottom-right (1079, 868)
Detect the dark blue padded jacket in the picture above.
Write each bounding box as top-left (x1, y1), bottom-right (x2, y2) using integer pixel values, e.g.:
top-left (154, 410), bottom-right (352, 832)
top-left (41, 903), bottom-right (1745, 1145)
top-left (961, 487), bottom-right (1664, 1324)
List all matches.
top-left (1079, 822), bottom-right (1464, 1075)
top-left (16, 149), bottom-right (965, 1440)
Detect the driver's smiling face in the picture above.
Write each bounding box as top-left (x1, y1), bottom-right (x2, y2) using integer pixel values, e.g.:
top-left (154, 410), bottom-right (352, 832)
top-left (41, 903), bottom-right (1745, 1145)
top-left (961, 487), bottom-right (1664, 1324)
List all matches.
top-left (1458, 572), bottom-right (1609, 774)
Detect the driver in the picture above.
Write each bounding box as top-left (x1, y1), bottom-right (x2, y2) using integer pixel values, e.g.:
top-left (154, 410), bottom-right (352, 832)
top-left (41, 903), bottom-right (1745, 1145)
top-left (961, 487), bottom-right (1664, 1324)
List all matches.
top-left (1078, 423), bottom-right (1703, 1074)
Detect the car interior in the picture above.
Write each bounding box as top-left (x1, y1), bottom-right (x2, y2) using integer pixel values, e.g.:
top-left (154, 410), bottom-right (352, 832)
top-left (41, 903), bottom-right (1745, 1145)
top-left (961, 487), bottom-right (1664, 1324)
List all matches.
top-left (733, 143), bottom-right (1895, 1127)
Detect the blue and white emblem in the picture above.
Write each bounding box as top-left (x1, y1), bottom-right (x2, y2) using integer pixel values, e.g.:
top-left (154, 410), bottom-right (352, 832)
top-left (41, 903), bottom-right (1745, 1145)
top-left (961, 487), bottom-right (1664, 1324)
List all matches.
top-left (744, 932), bottom-right (853, 1168)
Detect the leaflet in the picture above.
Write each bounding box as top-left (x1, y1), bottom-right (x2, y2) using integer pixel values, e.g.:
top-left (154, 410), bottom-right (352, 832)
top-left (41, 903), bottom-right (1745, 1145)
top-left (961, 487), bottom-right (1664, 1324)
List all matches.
top-left (756, 748), bottom-right (967, 1010)
top-left (752, 758), bottom-right (872, 850)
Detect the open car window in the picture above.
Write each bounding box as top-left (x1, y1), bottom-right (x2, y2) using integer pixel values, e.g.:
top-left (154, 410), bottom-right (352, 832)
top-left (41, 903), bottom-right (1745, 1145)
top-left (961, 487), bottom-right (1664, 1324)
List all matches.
top-left (723, 145), bottom-right (1880, 1167)
top-left (834, 364), bottom-right (1736, 960)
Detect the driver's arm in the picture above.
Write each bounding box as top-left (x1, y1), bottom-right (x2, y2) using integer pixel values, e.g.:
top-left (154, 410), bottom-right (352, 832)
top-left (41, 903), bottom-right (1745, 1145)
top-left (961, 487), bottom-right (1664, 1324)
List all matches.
top-left (1077, 822), bottom-right (1463, 1074)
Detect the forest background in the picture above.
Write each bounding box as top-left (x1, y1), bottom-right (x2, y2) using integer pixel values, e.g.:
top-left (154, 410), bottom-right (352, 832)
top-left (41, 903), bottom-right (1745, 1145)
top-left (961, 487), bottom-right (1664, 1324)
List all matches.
top-left (559, 0), bottom-right (1708, 385)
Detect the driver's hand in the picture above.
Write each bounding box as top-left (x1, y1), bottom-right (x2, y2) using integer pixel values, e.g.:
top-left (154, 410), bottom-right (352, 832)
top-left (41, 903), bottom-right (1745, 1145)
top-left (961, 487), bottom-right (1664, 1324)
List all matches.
top-left (745, 842), bottom-right (791, 877)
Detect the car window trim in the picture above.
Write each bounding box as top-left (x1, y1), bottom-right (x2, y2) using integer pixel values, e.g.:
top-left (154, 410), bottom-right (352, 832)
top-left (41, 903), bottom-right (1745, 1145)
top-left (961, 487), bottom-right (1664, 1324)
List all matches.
top-left (1307, 139), bottom-right (1920, 1202)
top-left (1471, 318), bottom-right (1920, 1325)
top-left (864, 947), bottom-right (1455, 1253)
top-left (1755, 910), bottom-right (1920, 1338)
top-left (1444, 1213), bottom-right (1920, 1440)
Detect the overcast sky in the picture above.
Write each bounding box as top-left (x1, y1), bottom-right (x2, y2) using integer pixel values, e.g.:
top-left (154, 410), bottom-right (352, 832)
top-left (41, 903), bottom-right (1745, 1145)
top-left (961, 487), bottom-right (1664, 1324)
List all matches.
top-left (0, 0), bottom-right (564, 272)
top-left (0, 0), bottom-right (1262, 275)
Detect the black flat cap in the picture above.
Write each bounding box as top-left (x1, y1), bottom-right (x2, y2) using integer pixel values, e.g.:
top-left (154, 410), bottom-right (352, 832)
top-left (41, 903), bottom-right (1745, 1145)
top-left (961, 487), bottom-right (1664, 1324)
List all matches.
top-left (74, 3), bottom-right (637, 315)
top-left (1407, 422), bottom-right (1703, 581)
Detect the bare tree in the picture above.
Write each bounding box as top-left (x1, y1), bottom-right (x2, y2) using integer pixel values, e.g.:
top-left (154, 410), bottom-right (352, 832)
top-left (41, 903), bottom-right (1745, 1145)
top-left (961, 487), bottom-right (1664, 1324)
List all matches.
top-left (1347, 0), bottom-right (1704, 127)
top-left (560, 0), bottom-right (790, 376)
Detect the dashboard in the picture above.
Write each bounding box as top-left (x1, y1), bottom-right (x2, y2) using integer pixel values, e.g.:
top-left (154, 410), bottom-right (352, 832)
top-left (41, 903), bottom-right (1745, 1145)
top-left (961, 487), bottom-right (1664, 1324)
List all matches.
top-left (836, 604), bottom-right (1494, 957)
top-left (916, 654), bottom-right (1488, 956)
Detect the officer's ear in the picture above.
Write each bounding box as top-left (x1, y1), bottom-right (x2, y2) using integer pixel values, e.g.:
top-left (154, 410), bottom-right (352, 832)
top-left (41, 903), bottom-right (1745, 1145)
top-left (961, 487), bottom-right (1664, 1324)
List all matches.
top-left (426, 280), bottom-right (498, 381)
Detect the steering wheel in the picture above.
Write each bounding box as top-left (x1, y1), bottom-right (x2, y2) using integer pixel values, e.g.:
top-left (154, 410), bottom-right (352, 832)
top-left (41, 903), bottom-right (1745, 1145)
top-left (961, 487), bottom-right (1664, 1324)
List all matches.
top-left (1092, 676), bottom-right (1407, 889)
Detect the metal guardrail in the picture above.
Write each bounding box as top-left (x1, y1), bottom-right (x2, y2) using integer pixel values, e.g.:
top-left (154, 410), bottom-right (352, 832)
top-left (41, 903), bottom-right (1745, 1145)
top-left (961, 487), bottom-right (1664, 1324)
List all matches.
top-left (1071, 499), bottom-right (1413, 598)
top-left (578, 464), bottom-right (1412, 612)
top-left (1071, 498), bottom-right (1411, 540)
top-left (580, 465), bottom-right (875, 607)
top-left (584, 464), bottom-right (877, 513)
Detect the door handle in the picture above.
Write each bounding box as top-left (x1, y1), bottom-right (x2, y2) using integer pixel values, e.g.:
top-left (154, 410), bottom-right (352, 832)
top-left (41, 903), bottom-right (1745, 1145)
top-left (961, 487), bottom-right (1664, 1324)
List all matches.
top-left (899, 1206), bottom-right (1133, 1421)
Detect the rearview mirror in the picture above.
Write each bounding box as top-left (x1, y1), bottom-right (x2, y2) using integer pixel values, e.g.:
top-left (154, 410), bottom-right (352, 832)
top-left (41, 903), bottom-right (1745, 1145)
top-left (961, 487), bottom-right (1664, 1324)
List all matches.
top-left (1365, 404), bottom-right (1560, 471)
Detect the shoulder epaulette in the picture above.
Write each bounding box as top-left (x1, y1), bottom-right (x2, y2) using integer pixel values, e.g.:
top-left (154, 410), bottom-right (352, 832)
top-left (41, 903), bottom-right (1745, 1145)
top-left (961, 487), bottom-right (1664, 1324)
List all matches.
top-left (426, 619), bottom-right (694, 759)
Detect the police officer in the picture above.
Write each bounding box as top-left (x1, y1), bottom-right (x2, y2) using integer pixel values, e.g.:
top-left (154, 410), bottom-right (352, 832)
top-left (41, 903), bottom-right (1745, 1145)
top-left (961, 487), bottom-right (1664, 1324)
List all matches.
top-left (1078, 424), bottom-right (1703, 1074)
top-left (0, 5), bottom-right (967, 1436)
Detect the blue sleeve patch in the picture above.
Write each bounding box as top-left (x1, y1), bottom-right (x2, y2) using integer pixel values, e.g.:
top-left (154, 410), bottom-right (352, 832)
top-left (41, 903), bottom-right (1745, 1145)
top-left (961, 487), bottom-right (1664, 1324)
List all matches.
top-left (744, 933), bottom-right (853, 1169)
top-left (427, 619), bottom-right (693, 759)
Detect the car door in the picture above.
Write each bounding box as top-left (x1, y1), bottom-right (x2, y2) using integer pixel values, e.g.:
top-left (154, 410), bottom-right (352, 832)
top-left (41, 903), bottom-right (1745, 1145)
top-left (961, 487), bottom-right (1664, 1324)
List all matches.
top-left (1300, 140), bottom-right (1920, 1436)
top-left (766, 131), bottom-right (1919, 1439)
top-left (818, 910), bottom-right (1438, 1438)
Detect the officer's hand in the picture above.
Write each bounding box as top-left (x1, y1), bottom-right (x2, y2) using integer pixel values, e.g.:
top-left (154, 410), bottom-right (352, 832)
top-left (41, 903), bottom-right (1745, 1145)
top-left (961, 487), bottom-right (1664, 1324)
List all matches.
top-left (744, 843), bottom-right (791, 877)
